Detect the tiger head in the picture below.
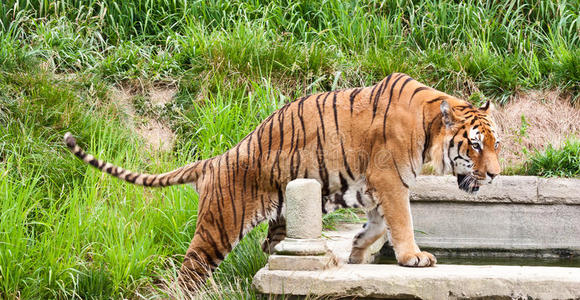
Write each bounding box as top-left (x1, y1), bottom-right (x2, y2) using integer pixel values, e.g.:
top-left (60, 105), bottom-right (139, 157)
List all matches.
top-left (439, 100), bottom-right (501, 193)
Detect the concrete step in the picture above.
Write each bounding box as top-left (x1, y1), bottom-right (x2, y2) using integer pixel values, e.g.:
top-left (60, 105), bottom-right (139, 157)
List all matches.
top-left (253, 176), bottom-right (580, 299)
top-left (253, 264), bottom-right (580, 299)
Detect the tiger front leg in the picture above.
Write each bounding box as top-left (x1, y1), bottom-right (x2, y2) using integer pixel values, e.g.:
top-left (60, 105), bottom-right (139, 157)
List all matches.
top-left (348, 206), bottom-right (387, 264)
top-left (368, 167), bottom-right (436, 267)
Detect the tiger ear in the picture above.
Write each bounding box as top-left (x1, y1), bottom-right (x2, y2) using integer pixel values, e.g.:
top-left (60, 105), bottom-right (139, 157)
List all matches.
top-left (479, 100), bottom-right (493, 113)
top-left (440, 100), bottom-right (457, 128)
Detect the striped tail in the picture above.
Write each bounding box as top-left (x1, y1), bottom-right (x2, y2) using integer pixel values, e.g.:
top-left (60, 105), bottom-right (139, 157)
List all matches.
top-left (64, 132), bottom-right (202, 187)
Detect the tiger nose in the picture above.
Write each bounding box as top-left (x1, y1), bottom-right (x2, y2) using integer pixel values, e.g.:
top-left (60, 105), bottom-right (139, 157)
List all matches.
top-left (487, 172), bottom-right (498, 180)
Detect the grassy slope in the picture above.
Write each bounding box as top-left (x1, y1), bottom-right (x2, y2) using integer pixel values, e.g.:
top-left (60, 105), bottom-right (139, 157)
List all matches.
top-left (0, 0), bottom-right (578, 298)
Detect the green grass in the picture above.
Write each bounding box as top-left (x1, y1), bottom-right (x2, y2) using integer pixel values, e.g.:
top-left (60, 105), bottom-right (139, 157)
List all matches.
top-left (0, 69), bottom-right (279, 298)
top-left (525, 138), bottom-right (580, 178)
top-left (1, 0), bottom-right (579, 101)
top-left (1, 0), bottom-right (579, 298)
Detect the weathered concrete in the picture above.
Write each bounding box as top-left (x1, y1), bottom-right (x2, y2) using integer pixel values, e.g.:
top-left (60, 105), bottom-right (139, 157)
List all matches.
top-left (273, 238), bottom-right (328, 256)
top-left (411, 202), bottom-right (580, 251)
top-left (286, 179), bottom-right (322, 239)
top-left (268, 255), bottom-right (337, 271)
top-left (268, 179), bottom-right (337, 272)
top-left (253, 264), bottom-right (580, 299)
top-left (538, 177), bottom-right (580, 204)
top-left (406, 175), bottom-right (580, 253)
top-left (410, 175), bottom-right (580, 205)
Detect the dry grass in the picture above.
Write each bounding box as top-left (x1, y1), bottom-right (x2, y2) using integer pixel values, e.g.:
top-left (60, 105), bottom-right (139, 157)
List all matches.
top-left (492, 91), bottom-right (580, 169)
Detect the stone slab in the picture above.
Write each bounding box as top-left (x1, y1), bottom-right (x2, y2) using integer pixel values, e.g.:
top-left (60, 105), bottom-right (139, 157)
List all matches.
top-left (268, 254), bottom-right (337, 271)
top-left (411, 202), bottom-right (580, 251)
top-left (410, 175), bottom-right (540, 204)
top-left (539, 177), bottom-right (580, 204)
top-left (253, 264), bottom-right (580, 299)
top-left (274, 238), bottom-right (329, 256)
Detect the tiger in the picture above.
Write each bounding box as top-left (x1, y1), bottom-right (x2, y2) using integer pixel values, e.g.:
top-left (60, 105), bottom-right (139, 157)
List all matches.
top-left (63, 72), bottom-right (501, 289)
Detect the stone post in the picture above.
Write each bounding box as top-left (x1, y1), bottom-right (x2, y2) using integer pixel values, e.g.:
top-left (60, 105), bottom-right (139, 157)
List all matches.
top-left (285, 179), bottom-right (322, 239)
top-left (267, 179), bottom-right (337, 271)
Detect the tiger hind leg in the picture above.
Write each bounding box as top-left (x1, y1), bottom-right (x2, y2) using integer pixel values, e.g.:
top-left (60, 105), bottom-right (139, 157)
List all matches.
top-left (348, 206), bottom-right (387, 264)
top-left (261, 216), bottom-right (286, 254)
top-left (177, 234), bottom-right (220, 291)
top-left (177, 208), bottom-right (238, 291)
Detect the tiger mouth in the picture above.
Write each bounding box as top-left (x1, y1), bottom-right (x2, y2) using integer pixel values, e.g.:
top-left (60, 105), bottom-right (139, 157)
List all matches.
top-left (457, 174), bottom-right (480, 194)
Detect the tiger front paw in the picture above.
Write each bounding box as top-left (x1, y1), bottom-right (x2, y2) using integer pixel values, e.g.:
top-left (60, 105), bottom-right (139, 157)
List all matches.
top-left (261, 239), bottom-right (279, 254)
top-left (398, 251), bottom-right (437, 267)
top-left (348, 248), bottom-right (365, 264)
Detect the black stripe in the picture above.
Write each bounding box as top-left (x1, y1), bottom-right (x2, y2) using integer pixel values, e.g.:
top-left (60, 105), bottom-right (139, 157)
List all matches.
top-left (315, 94), bottom-right (326, 140)
top-left (334, 193), bottom-right (348, 208)
top-left (199, 224), bottom-right (225, 261)
top-left (238, 201), bottom-right (246, 241)
top-left (316, 129), bottom-right (329, 196)
top-left (276, 187), bottom-right (284, 217)
top-left (189, 247), bottom-right (218, 269)
top-left (369, 81), bottom-right (380, 104)
top-left (215, 159), bottom-right (232, 252)
top-left (349, 88), bottom-right (362, 114)
top-left (277, 107), bottom-right (286, 151)
top-left (260, 195), bottom-right (267, 220)
top-left (126, 173), bottom-right (138, 183)
top-left (426, 96), bottom-right (446, 104)
top-left (144, 175), bottom-right (155, 186)
top-left (447, 128), bottom-right (462, 156)
top-left (456, 104), bottom-right (473, 111)
top-left (423, 112), bottom-right (442, 161)
top-left (161, 175), bottom-right (170, 186)
top-left (408, 86), bottom-right (429, 107)
top-left (267, 115), bottom-right (274, 159)
top-left (224, 154), bottom-right (237, 225)
top-left (297, 96), bottom-right (307, 149)
top-left (89, 159), bottom-right (99, 168)
top-left (332, 92), bottom-right (339, 134)
top-left (290, 151), bottom-right (301, 179)
top-left (356, 191), bottom-right (364, 206)
top-left (422, 108), bottom-right (429, 161)
top-left (289, 109), bottom-right (296, 153)
top-left (389, 74), bottom-right (405, 103)
top-left (322, 92), bottom-right (332, 114)
top-left (340, 139), bottom-right (355, 180)
top-left (398, 76), bottom-right (414, 99)
top-left (372, 75), bottom-right (392, 120)
top-left (381, 74), bottom-right (405, 140)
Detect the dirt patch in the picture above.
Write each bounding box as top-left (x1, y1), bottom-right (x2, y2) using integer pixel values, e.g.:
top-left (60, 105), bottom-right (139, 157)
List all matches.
top-left (149, 87), bottom-right (176, 106)
top-left (110, 86), bottom-right (176, 152)
top-left (110, 87), bottom-right (137, 118)
top-left (492, 91), bottom-right (580, 168)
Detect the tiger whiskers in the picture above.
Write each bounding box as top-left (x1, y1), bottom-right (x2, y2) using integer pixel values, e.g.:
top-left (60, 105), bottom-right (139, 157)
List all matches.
top-left (457, 174), bottom-right (480, 194)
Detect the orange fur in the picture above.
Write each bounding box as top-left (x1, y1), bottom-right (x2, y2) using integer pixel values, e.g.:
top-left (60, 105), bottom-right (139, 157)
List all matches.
top-left (64, 73), bottom-right (501, 289)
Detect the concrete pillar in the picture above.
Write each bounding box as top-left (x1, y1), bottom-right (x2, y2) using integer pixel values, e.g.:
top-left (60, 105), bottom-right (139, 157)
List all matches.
top-left (285, 179), bottom-right (322, 239)
top-left (268, 179), bottom-right (336, 271)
